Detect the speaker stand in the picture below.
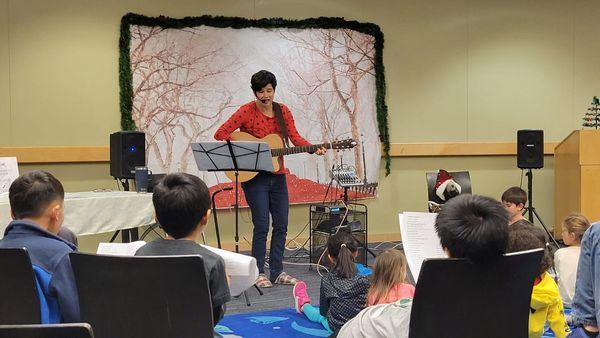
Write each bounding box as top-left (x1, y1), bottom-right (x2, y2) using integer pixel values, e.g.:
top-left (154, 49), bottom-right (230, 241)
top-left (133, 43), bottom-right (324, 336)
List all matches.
top-left (108, 177), bottom-right (139, 243)
top-left (524, 169), bottom-right (560, 249)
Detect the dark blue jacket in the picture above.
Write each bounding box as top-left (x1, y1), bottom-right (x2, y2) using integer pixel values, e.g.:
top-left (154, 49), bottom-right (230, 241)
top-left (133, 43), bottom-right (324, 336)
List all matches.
top-left (0, 220), bottom-right (80, 323)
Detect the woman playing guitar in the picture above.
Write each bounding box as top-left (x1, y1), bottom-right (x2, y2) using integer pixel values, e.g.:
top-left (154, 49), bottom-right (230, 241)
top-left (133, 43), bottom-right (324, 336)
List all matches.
top-left (214, 70), bottom-right (326, 288)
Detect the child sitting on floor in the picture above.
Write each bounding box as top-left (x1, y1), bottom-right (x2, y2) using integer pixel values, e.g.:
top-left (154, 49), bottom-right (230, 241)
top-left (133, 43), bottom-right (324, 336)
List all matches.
top-left (367, 249), bottom-right (414, 306)
top-left (502, 186), bottom-right (532, 226)
top-left (508, 227), bottom-right (570, 338)
top-left (555, 213), bottom-right (591, 307)
top-left (292, 231), bottom-right (370, 334)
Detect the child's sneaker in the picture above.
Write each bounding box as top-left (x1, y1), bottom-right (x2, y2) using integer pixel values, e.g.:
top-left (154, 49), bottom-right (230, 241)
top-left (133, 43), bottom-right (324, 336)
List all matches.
top-left (293, 281), bottom-right (311, 313)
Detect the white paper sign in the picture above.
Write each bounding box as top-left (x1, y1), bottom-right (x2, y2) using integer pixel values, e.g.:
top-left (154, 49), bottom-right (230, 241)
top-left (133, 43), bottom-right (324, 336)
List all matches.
top-left (201, 244), bottom-right (259, 296)
top-left (97, 241), bottom-right (147, 256)
top-left (96, 241), bottom-right (258, 297)
top-left (399, 212), bottom-right (447, 281)
top-left (0, 157), bottom-right (19, 193)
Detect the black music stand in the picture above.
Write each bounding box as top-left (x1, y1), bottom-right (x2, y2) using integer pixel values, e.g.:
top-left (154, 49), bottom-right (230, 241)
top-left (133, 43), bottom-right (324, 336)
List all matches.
top-left (191, 140), bottom-right (274, 305)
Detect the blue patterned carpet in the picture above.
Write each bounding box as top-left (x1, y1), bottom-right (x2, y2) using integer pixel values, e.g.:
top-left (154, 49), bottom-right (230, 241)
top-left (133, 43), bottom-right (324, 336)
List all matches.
top-left (218, 305), bottom-right (572, 338)
top-left (219, 264), bottom-right (373, 337)
top-left (217, 308), bottom-right (330, 338)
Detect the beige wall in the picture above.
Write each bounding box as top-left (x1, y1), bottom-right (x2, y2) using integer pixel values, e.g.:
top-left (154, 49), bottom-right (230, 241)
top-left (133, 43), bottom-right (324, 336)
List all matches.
top-left (0, 0), bottom-right (9, 145)
top-left (2, 0), bottom-right (600, 253)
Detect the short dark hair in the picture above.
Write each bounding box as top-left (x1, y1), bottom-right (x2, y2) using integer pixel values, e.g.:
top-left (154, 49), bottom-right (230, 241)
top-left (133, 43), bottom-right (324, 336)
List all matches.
top-left (152, 173), bottom-right (211, 239)
top-left (501, 186), bottom-right (527, 206)
top-left (251, 70), bottom-right (277, 93)
top-left (9, 170), bottom-right (65, 219)
top-left (327, 230), bottom-right (359, 278)
top-left (507, 227), bottom-right (552, 276)
top-left (435, 194), bottom-right (509, 264)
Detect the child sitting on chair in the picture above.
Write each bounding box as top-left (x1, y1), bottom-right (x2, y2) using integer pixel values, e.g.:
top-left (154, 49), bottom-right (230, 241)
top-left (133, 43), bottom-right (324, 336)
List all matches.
top-left (135, 173), bottom-right (231, 330)
top-left (555, 213), bottom-right (591, 307)
top-left (508, 227), bottom-right (570, 338)
top-left (293, 231), bottom-right (370, 334)
top-left (0, 170), bottom-right (79, 323)
top-left (367, 249), bottom-right (414, 306)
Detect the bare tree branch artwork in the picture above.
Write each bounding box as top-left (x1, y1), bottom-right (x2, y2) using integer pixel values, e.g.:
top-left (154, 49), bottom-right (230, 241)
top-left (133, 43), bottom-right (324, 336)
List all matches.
top-left (129, 25), bottom-right (380, 204)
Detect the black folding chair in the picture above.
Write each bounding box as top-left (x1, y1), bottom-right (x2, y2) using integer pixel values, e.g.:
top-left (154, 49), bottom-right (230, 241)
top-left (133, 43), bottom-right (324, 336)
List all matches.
top-left (409, 249), bottom-right (543, 338)
top-left (0, 323), bottom-right (94, 338)
top-left (0, 248), bottom-right (40, 324)
top-left (70, 253), bottom-right (214, 338)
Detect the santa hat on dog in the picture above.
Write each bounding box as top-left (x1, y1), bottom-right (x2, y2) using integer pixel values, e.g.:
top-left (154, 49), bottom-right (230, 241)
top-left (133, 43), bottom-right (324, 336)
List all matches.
top-left (434, 169), bottom-right (462, 201)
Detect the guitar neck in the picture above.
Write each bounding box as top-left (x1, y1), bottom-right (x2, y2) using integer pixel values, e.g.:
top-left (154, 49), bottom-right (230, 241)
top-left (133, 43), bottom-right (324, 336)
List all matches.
top-left (271, 143), bottom-right (332, 157)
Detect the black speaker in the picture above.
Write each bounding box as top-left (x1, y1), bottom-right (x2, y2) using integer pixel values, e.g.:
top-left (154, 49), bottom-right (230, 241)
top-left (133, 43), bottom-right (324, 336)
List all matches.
top-left (110, 131), bottom-right (146, 179)
top-left (517, 130), bottom-right (544, 169)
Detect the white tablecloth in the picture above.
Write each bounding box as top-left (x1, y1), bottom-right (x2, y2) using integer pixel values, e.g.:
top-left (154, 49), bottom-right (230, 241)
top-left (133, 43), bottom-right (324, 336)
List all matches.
top-left (0, 191), bottom-right (154, 238)
top-left (1, 191), bottom-right (260, 295)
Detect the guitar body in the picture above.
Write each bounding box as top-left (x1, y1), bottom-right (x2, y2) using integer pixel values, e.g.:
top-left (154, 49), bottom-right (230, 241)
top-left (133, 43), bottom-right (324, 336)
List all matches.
top-left (221, 131), bottom-right (356, 183)
top-left (224, 131), bottom-right (283, 183)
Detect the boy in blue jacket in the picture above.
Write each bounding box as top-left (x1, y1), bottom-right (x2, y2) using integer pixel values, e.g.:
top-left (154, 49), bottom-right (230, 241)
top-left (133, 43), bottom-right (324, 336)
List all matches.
top-left (0, 170), bottom-right (79, 323)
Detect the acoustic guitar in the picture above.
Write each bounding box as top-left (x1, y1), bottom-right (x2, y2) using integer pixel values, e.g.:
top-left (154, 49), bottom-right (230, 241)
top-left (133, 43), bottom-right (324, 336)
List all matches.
top-left (224, 131), bottom-right (357, 182)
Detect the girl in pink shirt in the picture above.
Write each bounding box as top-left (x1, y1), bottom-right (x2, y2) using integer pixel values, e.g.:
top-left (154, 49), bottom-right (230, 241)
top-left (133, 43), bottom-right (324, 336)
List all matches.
top-left (367, 249), bottom-right (415, 306)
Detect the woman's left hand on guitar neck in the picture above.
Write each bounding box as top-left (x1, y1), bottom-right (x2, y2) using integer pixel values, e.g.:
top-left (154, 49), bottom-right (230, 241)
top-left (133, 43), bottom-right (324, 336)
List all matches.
top-left (314, 147), bottom-right (327, 156)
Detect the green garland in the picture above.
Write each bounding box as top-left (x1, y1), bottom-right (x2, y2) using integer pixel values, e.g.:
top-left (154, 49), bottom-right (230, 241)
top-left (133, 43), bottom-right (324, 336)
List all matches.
top-left (119, 13), bottom-right (391, 175)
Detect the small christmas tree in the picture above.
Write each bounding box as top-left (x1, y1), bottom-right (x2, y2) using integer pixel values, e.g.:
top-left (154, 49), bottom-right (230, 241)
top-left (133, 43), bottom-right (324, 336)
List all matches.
top-left (583, 96), bottom-right (600, 129)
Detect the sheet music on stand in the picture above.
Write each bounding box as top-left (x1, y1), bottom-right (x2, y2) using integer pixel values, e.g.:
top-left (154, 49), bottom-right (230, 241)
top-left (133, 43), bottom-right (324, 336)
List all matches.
top-left (191, 141), bottom-right (274, 173)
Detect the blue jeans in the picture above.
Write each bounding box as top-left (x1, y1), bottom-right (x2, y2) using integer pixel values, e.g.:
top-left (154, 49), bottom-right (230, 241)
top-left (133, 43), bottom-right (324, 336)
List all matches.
top-left (242, 172), bottom-right (288, 281)
top-left (571, 222), bottom-right (600, 328)
top-left (568, 327), bottom-right (599, 338)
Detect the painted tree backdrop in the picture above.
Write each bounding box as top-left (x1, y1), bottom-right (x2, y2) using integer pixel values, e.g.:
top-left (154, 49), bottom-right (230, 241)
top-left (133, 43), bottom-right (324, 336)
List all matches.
top-left (120, 15), bottom-right (388, 206)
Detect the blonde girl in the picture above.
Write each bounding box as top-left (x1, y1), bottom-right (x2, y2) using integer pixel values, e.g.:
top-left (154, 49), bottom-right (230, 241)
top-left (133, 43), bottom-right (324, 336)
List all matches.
top-left (555, 213), bottom-right (591, 306)
top-left (367, 249), bottom-right (415, 306)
